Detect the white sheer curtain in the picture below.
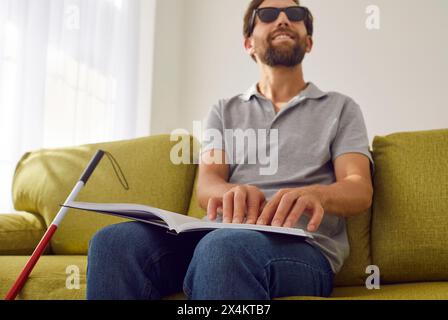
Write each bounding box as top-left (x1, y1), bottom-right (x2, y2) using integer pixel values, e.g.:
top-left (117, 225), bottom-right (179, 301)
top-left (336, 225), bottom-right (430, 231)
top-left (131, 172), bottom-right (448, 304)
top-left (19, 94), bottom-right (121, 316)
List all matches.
top-left (0, 0), bottom-right (155, 213)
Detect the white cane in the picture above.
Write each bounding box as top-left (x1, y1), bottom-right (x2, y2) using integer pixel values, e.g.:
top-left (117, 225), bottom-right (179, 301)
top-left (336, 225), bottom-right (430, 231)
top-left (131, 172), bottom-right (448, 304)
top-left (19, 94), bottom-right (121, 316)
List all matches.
top-left (5, 150), bottom-right (106, 300)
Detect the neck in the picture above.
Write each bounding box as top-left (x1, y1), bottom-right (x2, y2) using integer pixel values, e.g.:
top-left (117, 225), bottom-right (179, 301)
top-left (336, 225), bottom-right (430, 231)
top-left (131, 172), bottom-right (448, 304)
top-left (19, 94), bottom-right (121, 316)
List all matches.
top-left (257, 64), bottom-right (307, 103)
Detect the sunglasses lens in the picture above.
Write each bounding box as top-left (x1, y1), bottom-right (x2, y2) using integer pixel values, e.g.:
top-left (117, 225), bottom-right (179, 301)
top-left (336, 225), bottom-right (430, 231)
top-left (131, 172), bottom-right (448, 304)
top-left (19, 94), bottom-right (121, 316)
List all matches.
top-left (286, 7), bottom-right (306, 21)
top-left (258, 8), bottom-right (280, 23)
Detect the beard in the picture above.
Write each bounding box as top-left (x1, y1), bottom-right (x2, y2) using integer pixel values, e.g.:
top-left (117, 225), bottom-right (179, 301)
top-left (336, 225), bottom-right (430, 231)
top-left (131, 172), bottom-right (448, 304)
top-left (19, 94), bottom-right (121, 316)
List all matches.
top-left (258, 37), bottom-right (306, 67)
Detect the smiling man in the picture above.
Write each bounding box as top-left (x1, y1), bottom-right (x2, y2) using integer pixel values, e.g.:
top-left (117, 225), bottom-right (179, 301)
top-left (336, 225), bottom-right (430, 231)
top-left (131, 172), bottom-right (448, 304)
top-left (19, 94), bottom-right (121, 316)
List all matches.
top-left (87, 0), bottom-right (374, 300)
top-left (195, 0), bottom-right (374, 298)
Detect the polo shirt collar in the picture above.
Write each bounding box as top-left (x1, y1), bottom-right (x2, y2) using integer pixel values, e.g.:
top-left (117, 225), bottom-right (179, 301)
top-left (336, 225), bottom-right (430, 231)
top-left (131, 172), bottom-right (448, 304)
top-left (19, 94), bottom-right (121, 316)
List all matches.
top-left (241, 81), bottom-right (328, 102)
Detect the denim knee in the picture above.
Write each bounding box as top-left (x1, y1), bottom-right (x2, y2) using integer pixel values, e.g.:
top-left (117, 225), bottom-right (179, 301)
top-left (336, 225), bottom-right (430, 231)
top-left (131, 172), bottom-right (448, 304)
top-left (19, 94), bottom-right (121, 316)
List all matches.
top-left (89, 224), bottom-right (117, 255)
top-left (183, 229), bottom-right (269, 299)
top-left (87, 222), bottom-right (166, 300)
top-left (89, 223), bottom-right (131, 254)
top-left (187, 229), bottom-right (263, 273)
top-left (88, 222), bottom-right (163, 262)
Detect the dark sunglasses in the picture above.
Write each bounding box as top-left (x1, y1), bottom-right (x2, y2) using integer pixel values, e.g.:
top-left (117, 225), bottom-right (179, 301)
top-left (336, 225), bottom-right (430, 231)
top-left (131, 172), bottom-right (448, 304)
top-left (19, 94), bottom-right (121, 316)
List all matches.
top-left (249, 6), bottom-right (309, 36)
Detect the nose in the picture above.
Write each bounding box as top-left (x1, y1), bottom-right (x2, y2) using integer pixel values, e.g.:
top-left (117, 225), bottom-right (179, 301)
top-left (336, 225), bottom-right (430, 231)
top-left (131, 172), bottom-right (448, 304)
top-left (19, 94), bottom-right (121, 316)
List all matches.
top-left (275, 11), bottom-right (291, 26)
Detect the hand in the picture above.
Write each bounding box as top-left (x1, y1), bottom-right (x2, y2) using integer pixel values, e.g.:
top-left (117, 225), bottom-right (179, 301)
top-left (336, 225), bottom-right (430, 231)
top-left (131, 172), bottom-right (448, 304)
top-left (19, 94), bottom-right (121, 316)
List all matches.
top-left (256, 188), bottom-right (324, 232)
top-left (207, 185), bottom-right (266, 224)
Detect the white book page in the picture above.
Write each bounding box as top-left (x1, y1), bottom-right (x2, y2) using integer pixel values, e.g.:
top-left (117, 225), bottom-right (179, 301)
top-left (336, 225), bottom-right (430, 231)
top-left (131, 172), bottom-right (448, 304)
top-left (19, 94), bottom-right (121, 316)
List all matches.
top-left (63, 201), bottom-right (201, 231)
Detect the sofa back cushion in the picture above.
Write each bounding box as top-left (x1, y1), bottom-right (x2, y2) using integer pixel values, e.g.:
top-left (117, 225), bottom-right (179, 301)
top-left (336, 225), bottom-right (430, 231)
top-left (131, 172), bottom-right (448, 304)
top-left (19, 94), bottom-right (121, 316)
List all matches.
top-left (12, 135), bottom-right (197, 254)
top-left (371, 129), bottom-right (448, 282)
top-left (187, 169), bottom-right (372, 287)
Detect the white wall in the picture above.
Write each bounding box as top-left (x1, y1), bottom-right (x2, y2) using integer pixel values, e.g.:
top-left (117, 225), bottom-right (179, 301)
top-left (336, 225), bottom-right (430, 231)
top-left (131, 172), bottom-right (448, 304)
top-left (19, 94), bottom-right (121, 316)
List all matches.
top-left (151, 0), bottom-right (448, 143)
top-left (150, 0), bottom-right (185, 134)
top-left (303, 0), bottom-right (448, 140)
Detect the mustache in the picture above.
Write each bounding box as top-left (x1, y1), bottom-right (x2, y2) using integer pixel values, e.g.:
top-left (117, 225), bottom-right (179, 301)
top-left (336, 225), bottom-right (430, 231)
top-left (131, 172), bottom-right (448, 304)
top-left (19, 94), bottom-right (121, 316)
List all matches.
top-left (269, 28), bottom-right (299, 40)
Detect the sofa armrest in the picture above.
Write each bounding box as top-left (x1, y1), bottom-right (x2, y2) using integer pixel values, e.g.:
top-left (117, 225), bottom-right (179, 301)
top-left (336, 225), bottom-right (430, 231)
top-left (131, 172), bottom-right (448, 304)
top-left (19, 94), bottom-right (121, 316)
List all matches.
top-left (0, 212), bottom-right (46, 255)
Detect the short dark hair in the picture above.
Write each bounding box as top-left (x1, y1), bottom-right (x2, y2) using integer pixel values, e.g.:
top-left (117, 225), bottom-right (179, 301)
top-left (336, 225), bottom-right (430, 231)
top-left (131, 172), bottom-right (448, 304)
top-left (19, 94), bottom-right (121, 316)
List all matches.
top-left (242, 0), bottom-right (314, 38)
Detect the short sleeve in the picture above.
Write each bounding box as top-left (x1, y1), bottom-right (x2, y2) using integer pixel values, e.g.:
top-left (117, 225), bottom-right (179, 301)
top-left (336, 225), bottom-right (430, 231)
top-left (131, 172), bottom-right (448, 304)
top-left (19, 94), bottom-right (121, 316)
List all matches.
top-left (200, 102), bottom-right (225, 155)
top-left (331, 98), bottom-right (375, 178)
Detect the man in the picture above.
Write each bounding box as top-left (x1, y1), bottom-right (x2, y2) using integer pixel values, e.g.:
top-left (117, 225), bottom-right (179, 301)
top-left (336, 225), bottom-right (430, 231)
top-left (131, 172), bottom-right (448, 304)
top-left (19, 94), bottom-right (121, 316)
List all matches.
top-left (87, 0), bottom-right (374, 300)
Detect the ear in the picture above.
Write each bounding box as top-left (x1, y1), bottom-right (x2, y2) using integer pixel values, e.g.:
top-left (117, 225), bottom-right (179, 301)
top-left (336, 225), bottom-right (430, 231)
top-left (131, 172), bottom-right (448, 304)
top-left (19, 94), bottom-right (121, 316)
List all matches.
top-left (305, 35), bottom-right (313, 53)
top-left (244, 37), bottom-right (255, 56)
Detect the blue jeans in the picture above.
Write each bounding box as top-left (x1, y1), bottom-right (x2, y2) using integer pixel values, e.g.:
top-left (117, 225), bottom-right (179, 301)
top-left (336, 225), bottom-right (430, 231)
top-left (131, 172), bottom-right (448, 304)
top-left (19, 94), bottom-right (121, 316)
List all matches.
top-left (86, 221), bottom-right (334, 300)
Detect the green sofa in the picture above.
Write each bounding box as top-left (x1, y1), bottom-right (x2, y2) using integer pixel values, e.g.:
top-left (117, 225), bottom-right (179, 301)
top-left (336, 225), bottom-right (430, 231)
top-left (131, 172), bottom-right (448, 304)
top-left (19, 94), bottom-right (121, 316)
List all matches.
top-left (1, 129), bottom-right (447, 300)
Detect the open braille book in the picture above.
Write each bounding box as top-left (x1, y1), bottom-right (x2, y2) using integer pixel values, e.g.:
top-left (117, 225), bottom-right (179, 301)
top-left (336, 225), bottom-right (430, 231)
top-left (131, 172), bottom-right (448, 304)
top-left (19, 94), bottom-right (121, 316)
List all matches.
top-left (62, 201), bottom-right (313, 239)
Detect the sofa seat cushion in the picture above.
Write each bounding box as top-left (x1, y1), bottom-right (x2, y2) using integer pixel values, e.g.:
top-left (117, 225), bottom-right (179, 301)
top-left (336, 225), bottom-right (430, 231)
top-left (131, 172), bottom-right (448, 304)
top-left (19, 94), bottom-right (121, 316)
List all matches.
top-left (0, 256), bottom-right (87, 300)
top-left (278, 282), bottom-right (448, 300)
top-left (3, 256), bottom-right (448, 300)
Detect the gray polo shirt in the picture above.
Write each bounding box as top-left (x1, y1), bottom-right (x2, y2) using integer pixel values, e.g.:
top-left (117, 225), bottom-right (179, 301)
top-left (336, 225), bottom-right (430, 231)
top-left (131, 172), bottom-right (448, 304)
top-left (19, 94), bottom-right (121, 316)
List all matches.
top-left (200, 82), bottom-right (374, 274)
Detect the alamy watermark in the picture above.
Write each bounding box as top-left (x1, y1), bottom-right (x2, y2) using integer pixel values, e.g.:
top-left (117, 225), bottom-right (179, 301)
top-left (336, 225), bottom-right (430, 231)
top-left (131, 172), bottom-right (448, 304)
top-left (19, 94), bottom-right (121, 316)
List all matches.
top-left (365, 265), bottom-right (381, 290)
top-left (66, 265), bottom-right (80, 290)
top-left (366, 5), bottom-right (381, 30)
top-left (170, 121), bottom-right (279, 176)
top-left (64, 5), bottom-right (80, 30)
